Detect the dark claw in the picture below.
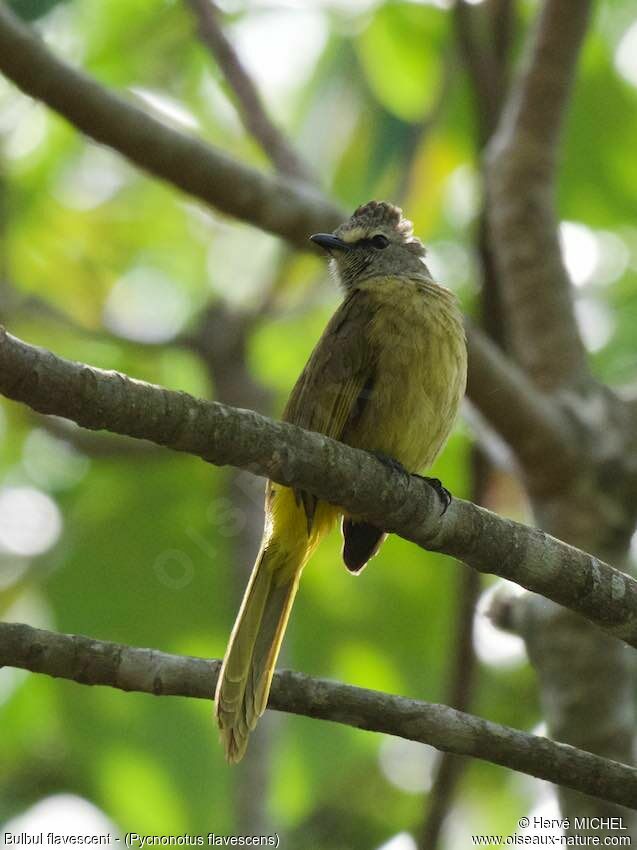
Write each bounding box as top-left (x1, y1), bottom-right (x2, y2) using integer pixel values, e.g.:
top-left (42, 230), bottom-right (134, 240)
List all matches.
top-left (418, 476), bottom-right (452, 515)
top-left (372, 454), bottom-right (452, 515)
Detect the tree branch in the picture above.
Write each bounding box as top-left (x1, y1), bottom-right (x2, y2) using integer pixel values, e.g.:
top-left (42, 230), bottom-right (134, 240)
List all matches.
top-left (452, 0), bottom-right (503, 144)
top-left (184, 0), bottom-right (313, 182)
top-left (2, 327), bottom-right (637, 652)
top-left (465, 324), bottom-right (577, 493)
top-left (1, 621), bottom-right (636, 809)
top-left (485, 0), bottom-right (592, 390)
top-left (0, 3), bottom-right (340, 248)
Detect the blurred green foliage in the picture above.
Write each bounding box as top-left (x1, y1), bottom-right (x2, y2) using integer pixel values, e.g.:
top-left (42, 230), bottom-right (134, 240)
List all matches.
top-left (1, 0), bottom-right (636, 846)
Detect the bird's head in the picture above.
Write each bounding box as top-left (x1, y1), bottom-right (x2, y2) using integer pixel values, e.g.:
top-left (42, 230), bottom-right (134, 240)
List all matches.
top-left (311, 201), bottom-right (429, 290)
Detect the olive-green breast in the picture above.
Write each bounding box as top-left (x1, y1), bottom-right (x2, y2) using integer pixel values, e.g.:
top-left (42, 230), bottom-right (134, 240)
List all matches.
top-left (344, 275), bottom-right (467, 472)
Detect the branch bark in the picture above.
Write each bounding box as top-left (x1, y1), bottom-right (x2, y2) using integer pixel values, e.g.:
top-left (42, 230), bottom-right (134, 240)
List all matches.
top-left (2, 327), bottom-right (637, 653)
top-left (485, 0), bottom-right (592, 390)
top-left (465, 324), bottom-right (577, 494)
top-left (1, 621), bottom-right (636, 810)
top-left (0, 4), bottom-right (340, 249)
top-left (452, 0), bottom-right (503, 144)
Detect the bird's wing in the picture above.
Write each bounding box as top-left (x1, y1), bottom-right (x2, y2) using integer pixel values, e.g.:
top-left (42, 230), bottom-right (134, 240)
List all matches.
top-left (281, 289), bottom-right (378, 530)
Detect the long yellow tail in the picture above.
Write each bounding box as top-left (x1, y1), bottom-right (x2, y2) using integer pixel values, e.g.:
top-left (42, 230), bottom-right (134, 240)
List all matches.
top-left (215, 485), bottom-right (335, 763)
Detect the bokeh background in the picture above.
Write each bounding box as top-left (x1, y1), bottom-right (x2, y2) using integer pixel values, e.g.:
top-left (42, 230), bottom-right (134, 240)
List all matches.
top-left (1, 0), bottom-right (637, 846)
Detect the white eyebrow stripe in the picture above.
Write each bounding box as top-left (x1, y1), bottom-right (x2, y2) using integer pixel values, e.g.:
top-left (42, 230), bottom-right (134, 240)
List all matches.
top-left (341, 226), bottom-right (367, 243)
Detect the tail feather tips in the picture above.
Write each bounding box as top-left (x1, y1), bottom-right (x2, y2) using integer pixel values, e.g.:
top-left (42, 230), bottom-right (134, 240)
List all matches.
top-left (215, 546), bottom-right (300, 763)
top-left (342, 519), bottom-right (386, 574)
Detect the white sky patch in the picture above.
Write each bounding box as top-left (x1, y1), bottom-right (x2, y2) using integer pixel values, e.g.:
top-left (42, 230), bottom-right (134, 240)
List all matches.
top-left (4, 102), bottom-right (48, 161)
top-left (378, 737), bottom-right (437, 793)
top-left (220, 0), bottom-right (380, 12)
top-left (37, 2), bottom-right (85, 67)
top-left (560, 221), bottom-right (600, 287)
top-left (0, 666), bottom-right (28, 708)
top-left (409, 0), bottom-right (453, 8)
top-left (615, 19), bottom-right (637, 88)
top-left (0, 90), bottom-right (31, 134)
top-left (130, 88), bottom-right (200, 131)
top-left (207, 224), bottom-right (280, 303)
top-left (561, 222), bottom-right (629, 288)
top-left (443, 164), bottom-right (481, 227)
top-left (103, 268), bottom-right (191, 343)
top-left (575, 296), bottom-right (615, 353)
top-left (442, 804), bottom-right (491, 848)
top-left (522, 790), bottom-right (563, 838)
top-left (0, 486), bottom-right (62, 557)
top-left (230, 9), bottom-right (328, 104)
top-left (426, 241), bottom-right (472, 288)
top-left (375, 832), bottom-right (418, 850)
top-left (474, 581), bottom-right (528, 669)
top-left (55, 145), bottom-right (131, 211)
top-left (594, 230), bottom-right (630, 285)
top-left (4, 795), bottom-right (118, 840)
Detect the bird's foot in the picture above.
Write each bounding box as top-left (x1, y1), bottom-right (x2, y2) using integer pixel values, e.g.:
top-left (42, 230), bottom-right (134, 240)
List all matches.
top-left (415, 476), bottom-right (452, 515)
top-left (372, 451), bottom-right (410, 481)
top-left (372, 454), bottom-right (451, 515)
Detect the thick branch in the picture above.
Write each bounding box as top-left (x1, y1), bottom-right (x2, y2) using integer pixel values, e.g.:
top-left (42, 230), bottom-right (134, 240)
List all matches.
top-left (485, 0), bottom-right (592, 390)
top-left (0, 4), bottom-right (340, 248)
top-left (184, 0), bottom-right (312, 182)
top-left (1, 622), bottom-right (636, 809)
top-left (2, 328), bottom-right (637, 652)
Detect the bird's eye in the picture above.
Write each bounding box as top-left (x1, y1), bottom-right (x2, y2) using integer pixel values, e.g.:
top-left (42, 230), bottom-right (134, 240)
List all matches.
top-left (371, 234), bottom-right (389, 249)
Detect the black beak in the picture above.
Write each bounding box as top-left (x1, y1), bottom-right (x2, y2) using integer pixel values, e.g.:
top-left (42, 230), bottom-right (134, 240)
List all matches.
top-left (310, 233), bottom-right (350, 252)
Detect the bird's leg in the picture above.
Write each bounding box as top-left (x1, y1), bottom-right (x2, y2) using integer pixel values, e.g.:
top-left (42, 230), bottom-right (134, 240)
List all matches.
top-left (372, 453), bottom-right (452, 515)
top-left (415, 475), bottom-right (452, 515)
top-left (371, 451), bottom-right (411, 482)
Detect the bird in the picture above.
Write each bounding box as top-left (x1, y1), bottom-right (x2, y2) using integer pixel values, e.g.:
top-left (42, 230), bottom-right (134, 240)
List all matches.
top-left (215, 200), bottom-right (467, 763)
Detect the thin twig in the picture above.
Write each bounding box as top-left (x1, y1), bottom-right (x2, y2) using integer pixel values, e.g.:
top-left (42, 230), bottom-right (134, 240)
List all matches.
top-left (184, 0), bottom-right (313, 182)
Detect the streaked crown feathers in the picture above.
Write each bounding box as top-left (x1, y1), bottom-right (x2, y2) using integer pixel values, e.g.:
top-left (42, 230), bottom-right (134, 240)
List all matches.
top-left (335, 200), bottom-right (426, 256)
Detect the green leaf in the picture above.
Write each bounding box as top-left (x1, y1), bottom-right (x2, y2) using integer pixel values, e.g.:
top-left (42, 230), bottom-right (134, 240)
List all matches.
top-left (356, 4), bottom-right (445, 122)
